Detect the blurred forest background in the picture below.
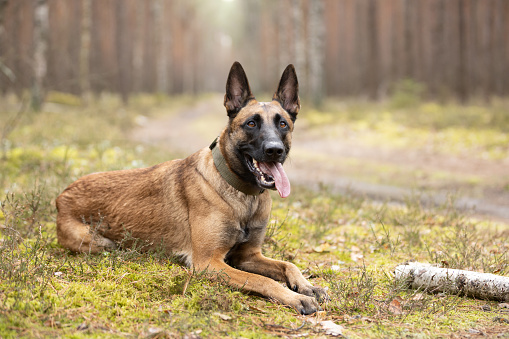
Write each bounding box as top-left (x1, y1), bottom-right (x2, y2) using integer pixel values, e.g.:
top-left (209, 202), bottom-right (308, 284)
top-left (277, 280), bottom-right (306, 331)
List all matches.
top-left (3, 2), bottom-right (509, 337)
top-left (1, 0), bottom-right (509, 106)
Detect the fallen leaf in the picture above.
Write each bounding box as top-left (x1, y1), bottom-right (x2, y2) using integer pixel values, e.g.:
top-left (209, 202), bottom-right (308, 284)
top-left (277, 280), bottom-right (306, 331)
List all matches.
top-left (313, 243), bottom-right (332, 253)
top-left (493, 317), bottom-right (509, 324)
top-left (411, 293), bottom-right (425, 301)
top-left (320, 320), bottom-right (344, 336)
top-left (388, 298), bottom-right (403, 315)
top-left (213, 312), bottom-right (232, 321)
top-left (249, 305), bottom-right (267, 313)
top-left (183, 331), bottom-right (202, 339)
top-left (147, 327), bottom-right (163, 335)
top-left (350, 252), bottom-right (363, 262)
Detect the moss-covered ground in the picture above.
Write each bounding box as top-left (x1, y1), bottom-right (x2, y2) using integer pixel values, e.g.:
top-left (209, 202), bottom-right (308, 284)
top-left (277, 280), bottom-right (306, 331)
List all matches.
top-left (1, 92), bottom-right (508, 338)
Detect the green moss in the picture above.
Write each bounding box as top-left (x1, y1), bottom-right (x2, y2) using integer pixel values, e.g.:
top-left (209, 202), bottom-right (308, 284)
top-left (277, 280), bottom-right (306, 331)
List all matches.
top-left (1, 94), bottom-right (509, 338)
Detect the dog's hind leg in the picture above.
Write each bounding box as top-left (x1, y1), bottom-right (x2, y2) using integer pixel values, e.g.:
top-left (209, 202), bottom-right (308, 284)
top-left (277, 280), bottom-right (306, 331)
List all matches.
top-left (56, 215), bottom-right (116, 253)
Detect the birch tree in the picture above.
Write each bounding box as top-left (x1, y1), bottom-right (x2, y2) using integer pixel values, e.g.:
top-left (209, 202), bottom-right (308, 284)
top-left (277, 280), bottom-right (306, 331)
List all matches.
top-left (32, 0), bottom-right (48, 111)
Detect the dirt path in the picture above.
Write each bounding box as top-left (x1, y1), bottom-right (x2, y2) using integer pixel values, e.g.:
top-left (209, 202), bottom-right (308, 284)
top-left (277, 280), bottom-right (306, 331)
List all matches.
top-left (131, 96), bottom-right (509, 222)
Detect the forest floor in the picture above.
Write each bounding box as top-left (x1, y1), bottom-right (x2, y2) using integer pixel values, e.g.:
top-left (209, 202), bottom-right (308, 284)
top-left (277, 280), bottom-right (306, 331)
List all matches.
top-left (1, 93), bottom-right (508, 338)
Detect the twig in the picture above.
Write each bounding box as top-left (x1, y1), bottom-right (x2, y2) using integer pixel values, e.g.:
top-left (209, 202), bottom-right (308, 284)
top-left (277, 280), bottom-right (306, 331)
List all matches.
top-left (182, 268), bottom-right (192, 296)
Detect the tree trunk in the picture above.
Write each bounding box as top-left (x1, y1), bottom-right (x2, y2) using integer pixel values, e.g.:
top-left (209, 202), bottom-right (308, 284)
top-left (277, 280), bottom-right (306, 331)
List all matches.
top-left (457, 0), bottom-right (467, 103)
top-left (395, 262), bottom-right (509, 302)
top-left (154, 0), bottom-right (169, 94)
top-left (0, 0), bottom-right (13, 91)
top-left (292, 0), bottom-right (305, 95)
top-left (0, 0), bottom-right (8, 54)
top-left (115, 0), bottom-right (129, 103)
top-left (366, 0), bottom-right (379, 100)
top-left (80, 0), bottom-right (91, 102)
top-left (403, 0), bottom-right (414, 79)
top-left (32, 0), bottom-right (48, 111)
top-left (307, 0), bottom-right (325, 106)
top-left (277, 0), bottom-right (290, 72)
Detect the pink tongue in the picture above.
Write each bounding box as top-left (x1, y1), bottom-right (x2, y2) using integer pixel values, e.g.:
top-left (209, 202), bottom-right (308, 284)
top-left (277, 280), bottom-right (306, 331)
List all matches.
top-left (259, 162), bottom-right (291, 198)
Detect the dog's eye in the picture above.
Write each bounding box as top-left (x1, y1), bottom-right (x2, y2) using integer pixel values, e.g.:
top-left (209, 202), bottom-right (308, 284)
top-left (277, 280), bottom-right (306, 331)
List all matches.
top-left (247, 121), bottom-right (256, 128)
top-left (279, 121), bottom-right (287, 129)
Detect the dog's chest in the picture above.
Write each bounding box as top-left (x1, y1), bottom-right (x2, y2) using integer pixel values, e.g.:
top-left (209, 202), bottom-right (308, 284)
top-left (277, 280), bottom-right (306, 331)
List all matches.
top-left (229, 195), bottom-right (269, 246)
top-left (236, 224), bottom-right (251, 243)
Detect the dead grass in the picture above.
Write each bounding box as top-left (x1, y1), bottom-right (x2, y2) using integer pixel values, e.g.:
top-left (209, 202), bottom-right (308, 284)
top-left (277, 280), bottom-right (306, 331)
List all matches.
top-left (1, 93), bottom-right (508, 338)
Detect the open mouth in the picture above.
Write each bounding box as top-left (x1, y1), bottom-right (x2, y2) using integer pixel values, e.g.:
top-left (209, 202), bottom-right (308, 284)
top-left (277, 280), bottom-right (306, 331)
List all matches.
top-left (245, 154), bottom-right (291, 198)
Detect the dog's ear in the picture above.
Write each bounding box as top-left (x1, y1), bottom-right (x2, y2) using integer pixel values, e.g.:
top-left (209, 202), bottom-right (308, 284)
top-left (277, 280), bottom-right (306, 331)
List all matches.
top-left (224, 62), bottom-right (255, 118)
top-left (273, 64), bottom-right (300, 122)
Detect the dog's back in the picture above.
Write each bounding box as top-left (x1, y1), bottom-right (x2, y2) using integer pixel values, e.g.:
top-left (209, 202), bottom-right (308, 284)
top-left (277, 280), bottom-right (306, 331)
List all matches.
top-left (56, 154), bottom-right (192, 255)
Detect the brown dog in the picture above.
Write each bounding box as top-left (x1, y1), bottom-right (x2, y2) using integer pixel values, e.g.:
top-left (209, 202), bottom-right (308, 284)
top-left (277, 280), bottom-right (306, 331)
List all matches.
top-left (56, 62), bottom-right (328, 314)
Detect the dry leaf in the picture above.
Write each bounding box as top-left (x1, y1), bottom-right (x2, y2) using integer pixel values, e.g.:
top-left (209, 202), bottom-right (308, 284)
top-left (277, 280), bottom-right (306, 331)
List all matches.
top-left (388, 298), bottom-right (403, 315)
top-left (411, 293), bottom-right (425, 301)
top-left (350, 252), bottom-right (363, 262)
top-left (147, 327), bottom-right (163, 335)
top-left (313, 243), bottom-right (331, 253)
top-left (320, 320), bottom-right (344, 336)
top-left (213, 312), bottom-right (232, 321)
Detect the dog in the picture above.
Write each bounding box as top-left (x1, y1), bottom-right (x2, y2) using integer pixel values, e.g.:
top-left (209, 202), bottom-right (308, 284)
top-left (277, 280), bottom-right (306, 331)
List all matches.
top-left (56, 62), bottom-right (328, 314)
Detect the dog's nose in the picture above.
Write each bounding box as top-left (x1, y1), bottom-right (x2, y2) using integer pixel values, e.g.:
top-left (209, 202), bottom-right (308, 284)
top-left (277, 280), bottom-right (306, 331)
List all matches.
top-left (264, 141), bottom-right (285, 160)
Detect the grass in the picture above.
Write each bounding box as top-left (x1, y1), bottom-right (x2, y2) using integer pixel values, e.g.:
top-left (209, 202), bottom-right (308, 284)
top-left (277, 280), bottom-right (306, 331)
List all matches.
top-left (1, 92), bottom-right (509, 338)
top-left (299, 94), bottom-right (509, 201)
top-left (304, 96), bottom-right (509, 160)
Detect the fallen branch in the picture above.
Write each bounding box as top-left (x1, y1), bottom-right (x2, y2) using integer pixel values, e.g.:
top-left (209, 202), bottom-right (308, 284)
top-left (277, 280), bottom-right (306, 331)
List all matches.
top-left (395, 262), bottom-right (509, 302)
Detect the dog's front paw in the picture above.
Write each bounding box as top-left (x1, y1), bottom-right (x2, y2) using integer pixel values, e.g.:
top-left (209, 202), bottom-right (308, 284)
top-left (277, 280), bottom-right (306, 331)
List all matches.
top-left (289, 294), bottom-right (322, 315)
top-left (310, 285), bottom-right (329, 303)
top-left (292, 284), bottom-right (329, 303)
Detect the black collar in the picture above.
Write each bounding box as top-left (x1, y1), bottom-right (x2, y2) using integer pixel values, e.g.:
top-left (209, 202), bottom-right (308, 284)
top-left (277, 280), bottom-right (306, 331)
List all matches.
top-left (209, 137), bottom-right (263, 196)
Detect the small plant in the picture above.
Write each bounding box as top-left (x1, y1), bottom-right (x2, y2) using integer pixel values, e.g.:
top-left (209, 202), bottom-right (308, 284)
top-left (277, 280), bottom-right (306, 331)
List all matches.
top-left (390, 79), bottom-right (426, 109)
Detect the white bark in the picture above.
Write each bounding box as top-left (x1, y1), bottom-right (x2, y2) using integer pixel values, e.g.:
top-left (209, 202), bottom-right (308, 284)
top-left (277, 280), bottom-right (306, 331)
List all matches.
top-left (395, 262), bottom-right (509, 302)
top-left (292, 0), bottom-right (306, 94)
top-left (32, 0), bottom-right (48, 110)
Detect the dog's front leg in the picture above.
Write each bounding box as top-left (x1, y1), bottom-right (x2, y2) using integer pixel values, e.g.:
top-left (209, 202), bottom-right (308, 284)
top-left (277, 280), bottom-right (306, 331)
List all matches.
top-left (193, 249), bottom-right (322, 315)
top-left (227, 246), bottom-right (329, 303)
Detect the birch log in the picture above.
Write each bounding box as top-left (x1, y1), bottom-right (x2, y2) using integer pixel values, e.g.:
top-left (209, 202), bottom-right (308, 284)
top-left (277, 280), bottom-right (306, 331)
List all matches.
top-left (395, 262), bottom-right (509, 302)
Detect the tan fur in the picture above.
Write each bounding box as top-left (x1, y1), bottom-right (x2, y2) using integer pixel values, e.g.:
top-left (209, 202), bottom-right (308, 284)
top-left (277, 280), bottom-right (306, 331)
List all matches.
top-left (56, 63), bottom-right (327, 314)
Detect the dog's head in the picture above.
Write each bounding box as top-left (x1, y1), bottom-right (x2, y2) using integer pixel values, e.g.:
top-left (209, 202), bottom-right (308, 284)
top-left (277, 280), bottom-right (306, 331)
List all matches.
top-left (221, 62), bottom-right (300, 198)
